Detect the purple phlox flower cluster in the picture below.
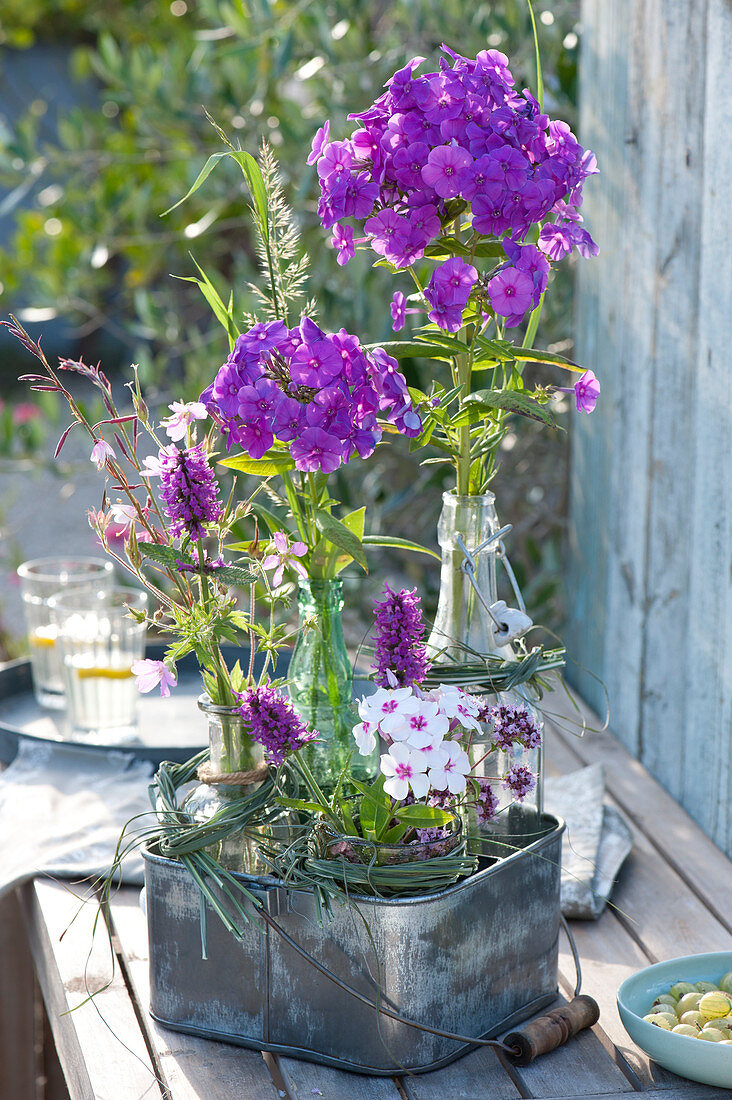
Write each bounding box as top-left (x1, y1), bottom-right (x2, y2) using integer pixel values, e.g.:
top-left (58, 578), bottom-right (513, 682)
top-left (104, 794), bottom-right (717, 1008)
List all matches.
top-left (158, 443), bottom-right (223, 542)
top-left (488, 702), bottom-right (542, 751)
top-left (475, 777), bottom-right (499, 824)
top-left (503, 762), bottom-right (536, 802)
top-left (203, 317), bottom-right (421, 473)
top-left (237, 683), bottom-right (318, 765)
top-left (371, 584), bottom-right (430, 688)
top-left (313, 46), bottom-right (598, 330)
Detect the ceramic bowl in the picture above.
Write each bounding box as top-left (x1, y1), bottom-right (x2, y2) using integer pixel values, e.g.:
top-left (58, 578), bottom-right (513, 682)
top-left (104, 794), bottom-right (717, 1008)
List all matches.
top-left (617, 951), bottom-right (732, 1088)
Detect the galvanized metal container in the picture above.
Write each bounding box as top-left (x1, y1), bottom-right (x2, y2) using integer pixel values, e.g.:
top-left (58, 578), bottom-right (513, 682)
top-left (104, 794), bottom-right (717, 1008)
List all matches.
top-left (144, 814), bottom-right (564, 1075)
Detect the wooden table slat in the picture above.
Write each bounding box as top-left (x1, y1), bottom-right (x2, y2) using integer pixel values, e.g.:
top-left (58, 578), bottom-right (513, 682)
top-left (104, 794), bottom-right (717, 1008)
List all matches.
top-left (543, 689), bottom-right (732, 932)
top-left (400, 1046), bottom-right (521, 1100)
top-left (109, 889), bottom-right (283, 1100)
top-left (278, 1056), bottom-right (402, 1099)
top-left (21, 879), bottom-right (162, 1100)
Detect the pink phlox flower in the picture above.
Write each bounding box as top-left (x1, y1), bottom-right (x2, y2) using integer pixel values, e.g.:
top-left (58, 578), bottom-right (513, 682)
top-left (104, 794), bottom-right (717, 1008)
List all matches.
top-left (90, 439), bottom-right (115, 470)
top-left (261, 531), bottom-right (308, 587)
top-left (574, 370), bottom-right (600, 413)
top-left (380, 742), bottom-right (430, 801)
top-left (428, 739), bottom-right (471, 795)
top-left (131, 659), bottom-right (177, 698)
top-left (159, 401), bottom-right (208, 441)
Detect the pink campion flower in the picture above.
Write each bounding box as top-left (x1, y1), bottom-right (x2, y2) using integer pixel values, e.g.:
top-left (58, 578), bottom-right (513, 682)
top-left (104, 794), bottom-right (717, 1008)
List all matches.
top-left (261, 531), bottom-right (308, 587)
top-left (107, 502), bottom-right (155, 544)
top-left (12, 402), bottom-right (41, 425)
top-left (131, 658), bottom-right (177, 698)
top-left (140, 450), bottom-right (171, 477)
top-left (159, 401), bottom-right (208, 442)
top-left (574, 370), bottom-right (601, 414)
top-left (90, 439), bottom-right (115, 470)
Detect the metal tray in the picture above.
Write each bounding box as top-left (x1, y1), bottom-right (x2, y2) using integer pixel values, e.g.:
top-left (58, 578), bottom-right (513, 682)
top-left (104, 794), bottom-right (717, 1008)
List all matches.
top-left (145, 815), bottom-right (564, 1075)
top-left (0, 644), bottom-right (223, 767)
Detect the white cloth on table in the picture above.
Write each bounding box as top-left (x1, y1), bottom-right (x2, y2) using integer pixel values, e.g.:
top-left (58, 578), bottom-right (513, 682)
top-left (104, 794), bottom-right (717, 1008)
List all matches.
top-left (545, 762), bottom-right (633, 920)
top-left (0, 739), bottom-right (153, 897)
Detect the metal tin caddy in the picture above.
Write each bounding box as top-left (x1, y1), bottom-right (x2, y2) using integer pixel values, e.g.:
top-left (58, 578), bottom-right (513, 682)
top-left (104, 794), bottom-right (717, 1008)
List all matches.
top-left (144, 813), bottom-right (564, 1075)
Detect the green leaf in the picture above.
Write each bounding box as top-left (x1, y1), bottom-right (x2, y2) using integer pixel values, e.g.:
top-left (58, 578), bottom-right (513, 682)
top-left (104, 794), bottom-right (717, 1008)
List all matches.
top-left (351, 775), bottom-right (391, 840)
top-left (219, 453), bottom-right (295, 476)
top-left (465, 388), bottom-right (559, 429)
top-left (174, 256), bottom-right (239, 347)
top-left (216, 564), bottom-right (256, 586)
top-left (162, 150), bottom-right (269, 244)
top-left (394, 805), bottom-right (453, 827)
top-left (362, 535), bottom-right (440, 560)
top-left (314, 509), bottom-right (367, 572)
top-left (363, 340), bottom-right (444, 361)
top-left (140, 543), bottom-right (190, 569)
top-left (324, 506), bottom-right (366, 576)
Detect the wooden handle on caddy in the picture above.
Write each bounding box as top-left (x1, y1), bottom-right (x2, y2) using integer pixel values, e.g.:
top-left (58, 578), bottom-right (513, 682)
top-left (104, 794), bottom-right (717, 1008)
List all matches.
top-left (503, 995), bottom-right (600, 1066)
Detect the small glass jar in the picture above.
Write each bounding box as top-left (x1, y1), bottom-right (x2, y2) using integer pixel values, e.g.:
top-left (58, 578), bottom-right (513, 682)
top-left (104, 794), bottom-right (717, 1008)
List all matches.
top-left (181, 696), bottom-right (280, 875)
top-left (426, 491), bottom-right (544, 849)
top-left (314, 814), bottom-right (463, 866)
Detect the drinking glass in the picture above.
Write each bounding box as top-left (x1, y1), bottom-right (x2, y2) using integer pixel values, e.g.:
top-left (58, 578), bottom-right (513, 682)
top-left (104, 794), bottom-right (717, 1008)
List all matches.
top-left (17, 557), bottom-right (115, 708)
top-left (51, 587), bottom-right (147, 741)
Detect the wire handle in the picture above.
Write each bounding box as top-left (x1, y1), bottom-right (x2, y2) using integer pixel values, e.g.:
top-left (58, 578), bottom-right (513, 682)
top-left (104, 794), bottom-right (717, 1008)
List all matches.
top-left (456, 525), bottom-right (533, 646)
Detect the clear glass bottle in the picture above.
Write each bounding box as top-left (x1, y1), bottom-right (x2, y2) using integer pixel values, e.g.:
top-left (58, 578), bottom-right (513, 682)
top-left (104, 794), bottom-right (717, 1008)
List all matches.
top-left (426, 492), bottom-right (543, 850)
top-left (288, 578), bottom-right (377, 787)
top-left (181, 696), bottom-right (274, 875)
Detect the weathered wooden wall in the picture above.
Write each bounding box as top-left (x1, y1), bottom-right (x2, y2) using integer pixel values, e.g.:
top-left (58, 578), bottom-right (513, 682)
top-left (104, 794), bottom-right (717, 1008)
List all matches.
top-left (568, 0), bottom-right (732, 855)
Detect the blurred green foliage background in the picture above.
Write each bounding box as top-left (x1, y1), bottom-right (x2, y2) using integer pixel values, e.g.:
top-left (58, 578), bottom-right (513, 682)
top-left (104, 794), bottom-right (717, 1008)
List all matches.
top-left (0, 0), bottom-right (583, 636)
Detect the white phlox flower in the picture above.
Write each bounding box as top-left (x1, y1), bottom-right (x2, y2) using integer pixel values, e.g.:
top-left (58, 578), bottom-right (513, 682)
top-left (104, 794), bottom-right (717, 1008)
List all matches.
top-left (437, 683), bottom-right (484, 732)
top-left (410, 731), bottom-right (450, 770)
top-left (357, 686), bottom-right (416, 727)
top-left (428, 739), bottom-right (472, 795)
top-left (352, 720), bottom-right (376, 756)
top-left (380, 697), bottom-right (449, 745)
top-left (380, 742), bottom-right (430, 801)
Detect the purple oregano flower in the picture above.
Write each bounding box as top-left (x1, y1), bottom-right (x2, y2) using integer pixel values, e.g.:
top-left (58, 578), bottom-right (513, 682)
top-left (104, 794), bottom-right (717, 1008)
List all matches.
top-left (237, 684), bottom-right (317, 765)
top-left (488, 703), bottom-right (542, 751)
top-left (503, 763), bottom-right (536, 802)
top-left (158, 443), bottom-right (223, 541)
top-left (371, 584), bottom-right (429, 688)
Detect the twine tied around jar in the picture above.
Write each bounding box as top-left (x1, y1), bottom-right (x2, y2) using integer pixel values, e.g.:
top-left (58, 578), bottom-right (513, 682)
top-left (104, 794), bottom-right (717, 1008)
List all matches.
top-left (196, 761), bottom-right (270, 786)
